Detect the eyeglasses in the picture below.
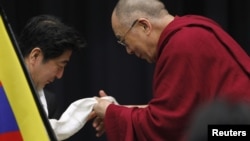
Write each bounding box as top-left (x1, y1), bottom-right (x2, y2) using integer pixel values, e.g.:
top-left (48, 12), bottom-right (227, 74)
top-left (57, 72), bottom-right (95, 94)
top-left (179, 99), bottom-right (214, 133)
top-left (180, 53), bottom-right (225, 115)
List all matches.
top-left (117, 19), bottom-right (139, 47)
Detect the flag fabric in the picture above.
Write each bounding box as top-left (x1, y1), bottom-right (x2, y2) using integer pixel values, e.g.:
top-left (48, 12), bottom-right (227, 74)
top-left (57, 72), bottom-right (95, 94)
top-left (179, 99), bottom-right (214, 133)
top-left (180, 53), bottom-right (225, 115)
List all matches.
top-left (0, 82), bottom-right (23, 140)
top-left (0, 7), bottom-right (56, 141)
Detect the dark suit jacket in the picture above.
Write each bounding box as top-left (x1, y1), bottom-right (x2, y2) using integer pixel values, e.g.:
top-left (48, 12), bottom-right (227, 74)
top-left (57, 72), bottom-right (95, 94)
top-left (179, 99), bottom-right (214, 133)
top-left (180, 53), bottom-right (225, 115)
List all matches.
top-left (44, 89), bottom-right (61, 119)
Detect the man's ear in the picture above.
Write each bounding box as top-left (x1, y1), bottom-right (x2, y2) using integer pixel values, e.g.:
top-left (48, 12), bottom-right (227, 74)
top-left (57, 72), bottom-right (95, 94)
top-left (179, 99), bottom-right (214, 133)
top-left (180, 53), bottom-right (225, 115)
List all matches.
top-left (138, 18), bottom-right (152, 34)
top-left (29, 47), bottom-right (42, 63)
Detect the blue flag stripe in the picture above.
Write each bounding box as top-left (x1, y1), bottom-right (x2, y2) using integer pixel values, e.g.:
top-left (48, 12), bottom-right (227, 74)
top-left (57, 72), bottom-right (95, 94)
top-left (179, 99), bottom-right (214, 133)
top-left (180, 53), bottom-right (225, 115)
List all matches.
top-left (0, 84), bottom-right (20, 133)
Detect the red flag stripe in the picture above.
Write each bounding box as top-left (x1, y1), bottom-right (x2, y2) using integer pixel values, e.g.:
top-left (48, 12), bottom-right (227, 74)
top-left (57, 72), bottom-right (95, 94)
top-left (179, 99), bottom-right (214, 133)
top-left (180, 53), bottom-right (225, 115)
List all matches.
top-left (0, 131), bottom-right (23, 141)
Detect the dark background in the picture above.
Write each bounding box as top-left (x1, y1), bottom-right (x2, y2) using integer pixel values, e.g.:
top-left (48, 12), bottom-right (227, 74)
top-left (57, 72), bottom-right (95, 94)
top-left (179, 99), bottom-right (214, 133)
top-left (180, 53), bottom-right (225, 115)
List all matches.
top-left (0, 0), bottom-right (249, 141)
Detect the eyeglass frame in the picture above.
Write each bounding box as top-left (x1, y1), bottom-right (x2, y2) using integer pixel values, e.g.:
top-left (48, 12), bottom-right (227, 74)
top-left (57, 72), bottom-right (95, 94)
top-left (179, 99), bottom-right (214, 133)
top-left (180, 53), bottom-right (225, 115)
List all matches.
top-left (117, 19), bottom-right (139, 47)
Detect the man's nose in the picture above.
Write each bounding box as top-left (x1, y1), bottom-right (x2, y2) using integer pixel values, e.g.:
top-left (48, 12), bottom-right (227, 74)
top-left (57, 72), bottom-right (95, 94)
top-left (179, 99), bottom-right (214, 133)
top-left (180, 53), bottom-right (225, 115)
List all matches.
top-left (56, 69), bottom-right (64, 79)
top-left (126, 47), bottom-right (133, 55)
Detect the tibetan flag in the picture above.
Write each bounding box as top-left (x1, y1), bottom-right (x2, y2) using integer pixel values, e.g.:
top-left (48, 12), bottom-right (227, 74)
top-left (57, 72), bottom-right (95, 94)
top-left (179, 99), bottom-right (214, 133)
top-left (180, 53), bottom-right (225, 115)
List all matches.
top-left (0, 6), bottom-right (56, 141)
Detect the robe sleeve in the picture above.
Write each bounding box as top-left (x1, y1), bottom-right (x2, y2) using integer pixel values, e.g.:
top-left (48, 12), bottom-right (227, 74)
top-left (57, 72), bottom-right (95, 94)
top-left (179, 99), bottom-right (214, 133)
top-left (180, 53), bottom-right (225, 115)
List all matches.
top-left (105, 104), bottom-right (136, 140)
top-left (104, 24), bottom-right (250, 141)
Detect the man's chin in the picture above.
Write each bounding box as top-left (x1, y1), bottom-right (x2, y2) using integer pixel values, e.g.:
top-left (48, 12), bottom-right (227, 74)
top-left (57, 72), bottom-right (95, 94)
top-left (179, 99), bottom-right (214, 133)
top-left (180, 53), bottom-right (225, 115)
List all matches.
top-left (146, 58), bottom-right (153, 64)
top-left (36, 85), bottom-right (44, 91)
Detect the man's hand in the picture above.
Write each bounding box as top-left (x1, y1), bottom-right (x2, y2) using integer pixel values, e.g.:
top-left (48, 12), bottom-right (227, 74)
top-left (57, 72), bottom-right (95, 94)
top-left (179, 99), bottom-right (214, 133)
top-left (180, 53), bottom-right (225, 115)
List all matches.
top-left (92, 90), bottom-right (112, 137)
top-left (99, 89), bottom-right (107, 97)
top-left (92, 116), bottom-right (105, 137)
top-left (93, 90), bottom-right (112, 118)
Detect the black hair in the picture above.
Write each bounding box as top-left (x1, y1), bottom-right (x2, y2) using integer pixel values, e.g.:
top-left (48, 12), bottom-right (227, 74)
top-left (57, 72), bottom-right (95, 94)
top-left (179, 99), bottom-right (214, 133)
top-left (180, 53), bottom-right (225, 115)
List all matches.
top-left (19, 15), bottom-right (86, 62)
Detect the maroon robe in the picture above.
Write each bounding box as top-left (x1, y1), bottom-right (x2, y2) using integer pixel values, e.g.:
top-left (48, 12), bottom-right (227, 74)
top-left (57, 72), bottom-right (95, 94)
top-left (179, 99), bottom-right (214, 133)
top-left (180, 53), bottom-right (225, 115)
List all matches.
top-left (104, 15), bottom-right (250, 141)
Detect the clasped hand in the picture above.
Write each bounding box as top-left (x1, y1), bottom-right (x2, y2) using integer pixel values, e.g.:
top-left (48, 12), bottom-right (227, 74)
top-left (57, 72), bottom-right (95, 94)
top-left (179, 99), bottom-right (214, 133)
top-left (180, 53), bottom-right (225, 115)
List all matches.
top-left (89, 90), bottom-right (118, 137)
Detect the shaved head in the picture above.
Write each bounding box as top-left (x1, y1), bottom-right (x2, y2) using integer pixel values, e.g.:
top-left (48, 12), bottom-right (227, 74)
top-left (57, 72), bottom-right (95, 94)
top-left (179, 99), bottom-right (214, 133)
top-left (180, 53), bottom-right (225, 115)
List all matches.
top-left (113, 0), bottom-right (168, 27)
